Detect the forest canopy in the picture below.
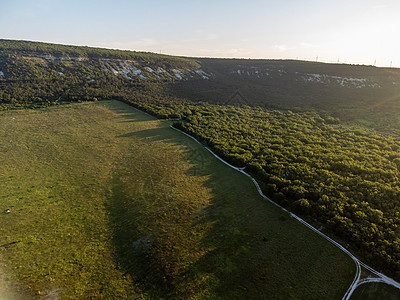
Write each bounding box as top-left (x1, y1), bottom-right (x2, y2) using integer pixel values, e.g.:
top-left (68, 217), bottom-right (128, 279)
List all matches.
top-left (2, 39), bottom-right (400, 281)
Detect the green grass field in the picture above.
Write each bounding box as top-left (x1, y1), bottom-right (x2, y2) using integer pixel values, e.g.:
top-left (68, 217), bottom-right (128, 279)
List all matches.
top-left (0, 100), bottom-right (354, 299)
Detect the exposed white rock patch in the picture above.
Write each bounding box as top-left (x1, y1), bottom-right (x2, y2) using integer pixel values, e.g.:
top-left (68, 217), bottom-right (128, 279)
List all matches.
top-left (41, 54), bottom-right (56, 60)
top-left (303, 73), bottom-right (322, 82)
top-left (102, 60), bottom-right (162, 79)
top-left (229, 67), bottom-right (380, 89)
top-left (75, 57), bottom-right (88, 61)
top-left (109, 65), bottom-right (119, 76)
top-left (0, 71), bottom-right (4, 78)
top-left (37, 54), bottom-right (88, 61)
top-left (130, 67), bottom-right (142, 76)
top-left (101, 60), bottom-right (149, 79)
top-left (194, 69), bottom-right (210, 79)
top-left (129, 67), bottom-right (147, 79)
top-left (172, 69), bottom-right (183, 79)
top-left (302, 73), bottom-right (380, 88)
top-left (277, 69), bottom-right (286, 76)
top-left (144, 67), bottom-right (160, 78)
top-left (369, 83), bottom-right (380, 88)
top-left (156, 67), bottom-right (166, 73)
top-left (102, 64), bottom-right (109, 72)
top-left (231, 67), bottom-right (276, 78)
top-left (119, 61), bottom-right (137, 78)
top-left (98, 59), bottom-right (212, 81)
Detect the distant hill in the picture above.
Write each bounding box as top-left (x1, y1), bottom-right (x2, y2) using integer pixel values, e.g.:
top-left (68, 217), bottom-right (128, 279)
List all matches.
top-left (170, 58), bottom-right (400, 130)
top-left (2, 39), bottom-right (400, 130)
top-left (0, 39), bottom-right (205, 81)
top-left (3, 39), bottom-right (400, 287)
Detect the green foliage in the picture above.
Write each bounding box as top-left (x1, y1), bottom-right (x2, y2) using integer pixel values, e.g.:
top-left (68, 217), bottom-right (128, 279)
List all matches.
top-left (168, 103), bottom-right (400, 279)
top-left (3, 38), bottom-right (400, 132)
top-left (125, 96), bottom-right (400, 280)
top-left (2, 38), bottom-right (400, 283)
top-left (0, 101), bottom-right (354, 299)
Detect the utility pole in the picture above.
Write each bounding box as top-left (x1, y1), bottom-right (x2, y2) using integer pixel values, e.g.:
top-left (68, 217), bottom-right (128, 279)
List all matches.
top-left (374, 59), bottom-right (376, 66)
top-left (390, 60), bottom-right (393, 68)
top-left (316, 55), bottom-right (318, 62)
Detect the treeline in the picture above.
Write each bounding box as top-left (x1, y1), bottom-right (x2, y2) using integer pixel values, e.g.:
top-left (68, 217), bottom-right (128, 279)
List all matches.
top-left (0, 39), bottom-right (199, 69)
top-left (3, 73), bottom-right (400, 279)
top-left (121, 98), bottom-right (400, 280)
top-left (0, 72), bottom-right (174, 111)
top-left (2, 39), bottom-right (400, 281)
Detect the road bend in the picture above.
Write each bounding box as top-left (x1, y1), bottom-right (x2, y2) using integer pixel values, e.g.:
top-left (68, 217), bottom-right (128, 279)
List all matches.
top-left (170, 125), bottom-right (400, 299)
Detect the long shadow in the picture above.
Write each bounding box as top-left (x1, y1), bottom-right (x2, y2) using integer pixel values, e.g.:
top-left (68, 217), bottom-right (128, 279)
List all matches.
top-left (106, 140), bottom-right (209, 297)
top-left (102, 101), bottom-right (156, 123)
top-left (107, 172), bottom-right (167, 296)
top-left (117, 127), bottom-right (173, 143)
top-left (106, 105), bottom-right (354, 299)
top-left (107, 111), bottom-right (228, 296)
top-left (115, 110), bottom-right (154, 123)
top-left (107, 124), bottom-right (281, 298)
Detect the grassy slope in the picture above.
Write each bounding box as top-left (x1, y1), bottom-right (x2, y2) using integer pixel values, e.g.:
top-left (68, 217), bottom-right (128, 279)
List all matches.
top-left (0, 101), bottom-right (354, 299)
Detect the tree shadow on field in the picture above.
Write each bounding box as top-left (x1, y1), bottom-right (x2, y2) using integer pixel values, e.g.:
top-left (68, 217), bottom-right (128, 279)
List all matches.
top-left (107, 117), bottom-right (274, 298)
top-left (117, 127), bottom-right (173, 143)
top-left (107, 108), bottom-right (258, 297)
top-left (117, 110), bottom-right (154, 123)
top-left (104, 101), bottom-right (156, 123)
top-left (106, 106), bottom-right (351, 299)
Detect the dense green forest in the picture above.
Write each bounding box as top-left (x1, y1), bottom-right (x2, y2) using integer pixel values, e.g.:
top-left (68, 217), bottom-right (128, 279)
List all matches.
top-left (2, 39), bottom-right (400, 281)
top-left (118, 97), bottom-right (400, 280)
top-left (175, 105), bottom-right (400, 276)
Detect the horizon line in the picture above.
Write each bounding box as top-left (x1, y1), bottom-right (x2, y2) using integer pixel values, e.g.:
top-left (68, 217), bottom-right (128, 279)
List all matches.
top-left (1, 38), bottom-right (398, 69)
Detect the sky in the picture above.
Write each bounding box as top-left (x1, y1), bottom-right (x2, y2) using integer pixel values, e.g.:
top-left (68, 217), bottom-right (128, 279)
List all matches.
top-left (1, 0), bottom-right (400, 67)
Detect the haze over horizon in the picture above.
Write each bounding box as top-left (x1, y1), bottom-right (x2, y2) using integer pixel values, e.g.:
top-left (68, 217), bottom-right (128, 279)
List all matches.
top-left (1, 0), bottom-right (399, 67)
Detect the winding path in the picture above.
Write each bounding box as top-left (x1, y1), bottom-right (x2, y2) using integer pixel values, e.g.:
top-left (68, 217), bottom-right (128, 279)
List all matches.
top-left (170, 125), bottom-right (400, 299)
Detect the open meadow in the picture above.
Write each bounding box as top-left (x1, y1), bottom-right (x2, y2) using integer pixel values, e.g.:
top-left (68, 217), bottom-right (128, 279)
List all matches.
top-left (0, 100), bottom-right (354, 299)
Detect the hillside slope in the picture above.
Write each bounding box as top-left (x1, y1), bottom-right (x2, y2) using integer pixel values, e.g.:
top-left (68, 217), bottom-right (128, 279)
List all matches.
top-left (2, 39), bottom-right (400, 132)
top-left (0, 40), bottom-right (400, 126)
top-left (0, 39), bottom-right (209, 81)
top-left (171, 58), bottom-right (400, 130)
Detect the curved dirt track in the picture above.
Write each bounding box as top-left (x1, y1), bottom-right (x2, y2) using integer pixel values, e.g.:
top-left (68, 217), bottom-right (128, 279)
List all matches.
top-left (170, 125), bottom-right (400, 299)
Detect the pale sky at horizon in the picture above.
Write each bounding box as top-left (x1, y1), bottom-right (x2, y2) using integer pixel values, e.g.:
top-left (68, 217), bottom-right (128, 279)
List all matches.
top-left (1, 0), bottom-right (400, 67)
